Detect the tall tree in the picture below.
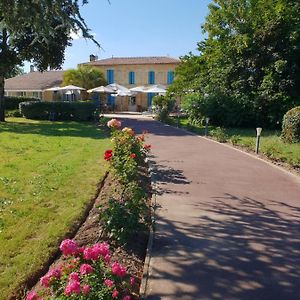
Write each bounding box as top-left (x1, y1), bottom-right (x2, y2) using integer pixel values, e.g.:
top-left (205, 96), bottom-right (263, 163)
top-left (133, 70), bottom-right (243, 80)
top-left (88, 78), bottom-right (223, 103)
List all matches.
top-left (0, 0), bottom-right (99, 122)
top-left (170, 0), bottom-right (300, 127)
top-left (4, 65), bottom-right (24, 79)
top-left (62, 66), bottom-right (107, 90)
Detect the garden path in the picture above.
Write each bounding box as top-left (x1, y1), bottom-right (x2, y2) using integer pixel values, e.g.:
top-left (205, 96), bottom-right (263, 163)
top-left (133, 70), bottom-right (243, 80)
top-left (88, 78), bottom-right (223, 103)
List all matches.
top-left (108, 114), bottom-right (300, 300)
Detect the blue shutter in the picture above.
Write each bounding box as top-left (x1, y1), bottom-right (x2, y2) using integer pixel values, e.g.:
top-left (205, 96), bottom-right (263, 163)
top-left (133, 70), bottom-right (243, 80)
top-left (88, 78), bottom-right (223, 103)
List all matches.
top-left (129, 71), bottom-right (135, 84)
top-left (147, 93), bottom-right (154, 107)
top-left (107, 70), bottom-right (114, 84)
top-left (148, 71), bottom-right (155, 84)
top-left (167, 71), bottom-right (174, 84)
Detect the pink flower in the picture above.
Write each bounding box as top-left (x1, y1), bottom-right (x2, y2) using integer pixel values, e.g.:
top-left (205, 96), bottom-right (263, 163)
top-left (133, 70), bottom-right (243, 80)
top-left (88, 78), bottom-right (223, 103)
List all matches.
top-left (92, 242), bottom-right (110, 258)
top-left (39, 266), bottom-right (62, 287)
top-left (104, 254), bottom-right (111, 264)
top-left (26, 290), bottom-right (42, 300)
top-left (40, 274), bottom-right (51, 288)
top-left (82, 284), bottom-right (90, 295)
top-left (64, 280), bottom-right (81, 296)
top-left (48, 268), bottom-right (61, 279)
top-left (80, 264), bottom-right (93, 275)
top-left (83, 243), bottom-right (110, 261)
top-left (107, 119), bottom-right (121, 129)
top-left (59, 239), bottom-right (78, 256)
top-left (123, 296), bottom-right (131, 300)
top-left (111, 262), bottom-right (126, 277)
top-left (104, 279), bottom-right (114, 288)
top-left (112, 289), bottom-right (119, 298)
top-left (83, 247), bottom-right (94, 260)
top-left (69, 272), bottom-right (79, 281)
top-left (130, 277), bottom-right (135, 286)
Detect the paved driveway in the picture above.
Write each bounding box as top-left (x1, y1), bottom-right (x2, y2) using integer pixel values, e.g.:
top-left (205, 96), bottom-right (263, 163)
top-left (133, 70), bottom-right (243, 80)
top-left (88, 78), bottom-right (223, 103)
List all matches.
top-left (108, 115), bottom-right (300, 300)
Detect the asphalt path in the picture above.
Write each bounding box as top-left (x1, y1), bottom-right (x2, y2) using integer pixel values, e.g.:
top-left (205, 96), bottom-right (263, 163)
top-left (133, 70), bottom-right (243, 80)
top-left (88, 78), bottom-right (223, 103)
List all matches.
top-left (108, 114), bottom-right (300, 300)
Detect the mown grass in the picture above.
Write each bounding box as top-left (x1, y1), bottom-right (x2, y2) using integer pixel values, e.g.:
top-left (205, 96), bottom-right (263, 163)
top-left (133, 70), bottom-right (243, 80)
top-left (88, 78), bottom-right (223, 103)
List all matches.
top-left (0, 118), bottom-right (110, 299)
top-left (167, 116), bottom-right (300, 167)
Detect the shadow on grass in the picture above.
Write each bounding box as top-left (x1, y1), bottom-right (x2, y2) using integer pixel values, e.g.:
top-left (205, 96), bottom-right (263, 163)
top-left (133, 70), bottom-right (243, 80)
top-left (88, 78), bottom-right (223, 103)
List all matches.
top-left (0, 120), bottom-right (108, 139)
top-left (149, 194), bottom-right (300, 300)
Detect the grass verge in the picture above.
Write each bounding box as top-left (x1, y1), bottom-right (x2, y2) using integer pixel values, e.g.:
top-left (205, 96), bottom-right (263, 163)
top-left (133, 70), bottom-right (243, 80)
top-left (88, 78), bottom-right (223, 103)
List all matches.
top-left (0, 118), bottom-right (110, 299)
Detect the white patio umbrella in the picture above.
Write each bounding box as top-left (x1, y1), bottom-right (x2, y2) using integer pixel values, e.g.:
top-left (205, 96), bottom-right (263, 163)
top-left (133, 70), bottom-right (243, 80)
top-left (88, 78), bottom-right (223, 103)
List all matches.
top-left (106, 83), bottom-right (130, 93)
top-left (144, 84), bottom-right (167, 94)
top-left (59, 85), bottom-right (85, 91)
top-left (129, 86), bottom-right (147, 93)
top-left (87, 86), bottom-right (115, 94)
top-left (44, 86), bottom-right (61, 91)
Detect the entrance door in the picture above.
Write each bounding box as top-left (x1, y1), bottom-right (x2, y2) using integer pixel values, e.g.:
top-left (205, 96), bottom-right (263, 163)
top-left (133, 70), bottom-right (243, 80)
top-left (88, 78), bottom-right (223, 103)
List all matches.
top-left (128, 96), bottom-right (137, 112)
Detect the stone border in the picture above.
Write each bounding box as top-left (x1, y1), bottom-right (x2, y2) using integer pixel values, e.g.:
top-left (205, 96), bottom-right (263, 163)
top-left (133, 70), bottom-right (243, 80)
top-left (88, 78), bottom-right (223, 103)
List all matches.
top-left (139, 158), bottom-right (157, 299)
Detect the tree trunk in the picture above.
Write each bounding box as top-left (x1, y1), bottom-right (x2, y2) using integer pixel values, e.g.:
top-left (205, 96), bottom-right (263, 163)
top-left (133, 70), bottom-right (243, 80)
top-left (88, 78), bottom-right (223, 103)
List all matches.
top-left (0, 74), bottom-right (4, 122)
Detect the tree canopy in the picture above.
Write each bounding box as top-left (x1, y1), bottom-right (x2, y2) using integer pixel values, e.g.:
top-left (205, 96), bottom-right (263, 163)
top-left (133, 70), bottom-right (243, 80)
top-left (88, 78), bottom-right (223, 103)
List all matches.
top-left (0, 0), bottom-right (98, 121)
top-left (171, 0), bottom-right (300, 128)
top-left (62, 66), bottom-right (107, 90)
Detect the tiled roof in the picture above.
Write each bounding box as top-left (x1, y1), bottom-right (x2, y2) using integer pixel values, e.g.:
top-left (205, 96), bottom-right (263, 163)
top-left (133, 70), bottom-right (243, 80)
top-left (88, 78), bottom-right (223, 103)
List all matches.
top-left (82, 56), bottom-right (180, 66)
top-left (5, 70), bottom-right (64, 91)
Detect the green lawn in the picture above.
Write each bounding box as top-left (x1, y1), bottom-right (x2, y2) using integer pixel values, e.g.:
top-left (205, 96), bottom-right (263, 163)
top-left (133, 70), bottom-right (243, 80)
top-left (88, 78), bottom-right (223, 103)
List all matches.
top-left (0, 118), bottom-right (110, 299)
top-left (168, 117), bottom-right (300, 167)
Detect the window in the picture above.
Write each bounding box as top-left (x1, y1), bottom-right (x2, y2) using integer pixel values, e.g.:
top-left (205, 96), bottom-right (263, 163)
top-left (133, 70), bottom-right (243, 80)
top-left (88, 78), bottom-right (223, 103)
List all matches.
top-left (128, 71), bottom-right (135, 84)
top-left (106, 69), bottom-right (114, 84)
top-left (32, 92), bottom-right (40, 98)
top-left (16, 92), bottom-right (26, 97)
top-left (148, 71), bottom-right (155, 84)
top-left (167, 71), bottom-right (174, 84)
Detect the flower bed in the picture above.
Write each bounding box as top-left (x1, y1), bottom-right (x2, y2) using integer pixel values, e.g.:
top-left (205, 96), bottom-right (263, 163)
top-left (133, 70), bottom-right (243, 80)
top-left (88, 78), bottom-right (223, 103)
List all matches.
top-left (26, 119), bottom-right (152, 300)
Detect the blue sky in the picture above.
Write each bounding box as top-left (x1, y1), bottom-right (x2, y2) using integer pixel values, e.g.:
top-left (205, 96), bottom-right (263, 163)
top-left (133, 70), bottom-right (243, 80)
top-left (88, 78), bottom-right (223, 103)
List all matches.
top-left (26, 0), bottom-right (211, 71)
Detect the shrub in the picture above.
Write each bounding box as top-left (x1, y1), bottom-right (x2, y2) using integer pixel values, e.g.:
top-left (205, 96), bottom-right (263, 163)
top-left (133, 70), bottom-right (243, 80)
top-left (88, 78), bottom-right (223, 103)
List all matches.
top-left (4, 96), bottom-right (39, 110)
top-left (210, 127), bottom-right (228, 143)
top-left (152, 95), bottom-right (175, 122)
top-left (281, 106), bottom-right (300, 143)
top-left (5, 109), bottom-right (22, 117)
top-left (19, 101), bottom-right (96, 121)
top-left (26, 239), bottom-right (135, 300)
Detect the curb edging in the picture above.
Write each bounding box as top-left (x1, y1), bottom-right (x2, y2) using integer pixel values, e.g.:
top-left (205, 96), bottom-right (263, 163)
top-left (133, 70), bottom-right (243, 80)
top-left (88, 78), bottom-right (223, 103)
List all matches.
top-left (139, 158), bottom-right (157, 299)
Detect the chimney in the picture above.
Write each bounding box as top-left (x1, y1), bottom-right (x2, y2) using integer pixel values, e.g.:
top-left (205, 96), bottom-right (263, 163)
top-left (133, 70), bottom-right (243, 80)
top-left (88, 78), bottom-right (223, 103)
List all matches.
top-left (30, 65), bottom-right (35, 72)
top-left (89, 54), bottom-right (96, 62)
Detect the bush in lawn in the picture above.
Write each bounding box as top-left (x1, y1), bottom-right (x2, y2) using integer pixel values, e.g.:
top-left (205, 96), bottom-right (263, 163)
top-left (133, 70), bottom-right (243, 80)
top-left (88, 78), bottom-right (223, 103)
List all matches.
top-left (210, 127), bottom-right (228, 143)
top-left (281, 106), bottom-right (300, 143)
top-left (101, 119), bottom-right (151, 243)
top-left (26, 239), bottom-right (135, 300)
top-left (4, 96), bottom-right (39, 110)
top-left (152, 95), bottom-right (175, 122)
top-left (19, 101), bottom-right (96, 121)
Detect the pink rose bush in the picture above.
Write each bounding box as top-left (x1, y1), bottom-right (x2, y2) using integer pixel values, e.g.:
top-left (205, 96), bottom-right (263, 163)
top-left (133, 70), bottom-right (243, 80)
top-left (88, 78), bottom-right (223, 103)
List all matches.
top-left (26, 239), bottom-right (133, 300)
top-left (107, 118), bottom-right (122, 129)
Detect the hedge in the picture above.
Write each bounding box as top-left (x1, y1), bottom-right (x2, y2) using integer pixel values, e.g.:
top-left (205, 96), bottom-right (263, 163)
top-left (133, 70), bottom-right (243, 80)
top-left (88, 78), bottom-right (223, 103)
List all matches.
top-left (4, 96), bottom-right (40, 110)
top-left (281, 106), bottom-right (300, 143)
top-left (19, 101), bottom-right (96, 121)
